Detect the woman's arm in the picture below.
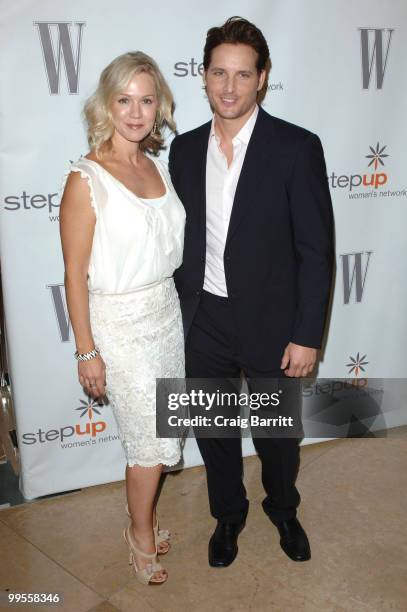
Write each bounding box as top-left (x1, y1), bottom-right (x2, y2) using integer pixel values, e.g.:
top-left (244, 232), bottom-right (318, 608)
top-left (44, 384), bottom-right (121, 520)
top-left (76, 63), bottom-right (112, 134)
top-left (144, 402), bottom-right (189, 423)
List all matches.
top-left (60, 171), bottom-right (106, 398)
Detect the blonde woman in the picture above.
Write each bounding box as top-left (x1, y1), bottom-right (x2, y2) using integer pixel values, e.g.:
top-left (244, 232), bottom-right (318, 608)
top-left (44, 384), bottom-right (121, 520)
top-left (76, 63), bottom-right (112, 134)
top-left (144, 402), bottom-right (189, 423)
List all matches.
top-left (60, 52), bottom-right (185, 585)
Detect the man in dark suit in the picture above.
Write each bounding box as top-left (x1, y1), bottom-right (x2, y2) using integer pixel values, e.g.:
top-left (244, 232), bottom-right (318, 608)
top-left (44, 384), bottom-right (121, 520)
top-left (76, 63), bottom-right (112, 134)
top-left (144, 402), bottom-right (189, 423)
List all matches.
top-left (169, 16), bottom-right (334, 567)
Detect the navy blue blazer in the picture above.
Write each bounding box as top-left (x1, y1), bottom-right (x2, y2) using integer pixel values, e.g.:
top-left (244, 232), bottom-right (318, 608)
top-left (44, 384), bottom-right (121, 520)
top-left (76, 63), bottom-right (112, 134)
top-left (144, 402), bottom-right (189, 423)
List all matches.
top-left (169, 106), bottom-right (334, 371)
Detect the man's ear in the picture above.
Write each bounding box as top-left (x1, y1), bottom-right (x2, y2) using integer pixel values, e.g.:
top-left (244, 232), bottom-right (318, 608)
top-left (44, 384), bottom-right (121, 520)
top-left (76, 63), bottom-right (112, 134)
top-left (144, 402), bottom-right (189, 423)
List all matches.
top-left (257, 69), bottom-right (266, 91)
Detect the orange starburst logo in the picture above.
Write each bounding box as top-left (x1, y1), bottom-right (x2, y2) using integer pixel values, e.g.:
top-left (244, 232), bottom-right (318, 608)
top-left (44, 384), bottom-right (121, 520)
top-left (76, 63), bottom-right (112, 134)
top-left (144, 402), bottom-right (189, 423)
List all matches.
top-left (365, 143), bottom-right (388, 171)
top-left (76, 396), bottom-right (102, 421)
top-left (346, 353), bottom-right (369, 376)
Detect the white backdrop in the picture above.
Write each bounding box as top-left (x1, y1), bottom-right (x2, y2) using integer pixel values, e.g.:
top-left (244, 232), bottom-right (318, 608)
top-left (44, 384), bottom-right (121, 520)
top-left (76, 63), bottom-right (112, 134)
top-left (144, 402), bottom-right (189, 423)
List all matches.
top-left (0, 0), bottom-right (406, 499)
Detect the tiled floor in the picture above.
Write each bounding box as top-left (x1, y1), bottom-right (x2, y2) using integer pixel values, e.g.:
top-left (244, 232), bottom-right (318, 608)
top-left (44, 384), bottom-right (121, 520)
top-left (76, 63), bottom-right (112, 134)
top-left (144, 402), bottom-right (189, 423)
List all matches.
top-left (1, 430), bottom-right (406, 611)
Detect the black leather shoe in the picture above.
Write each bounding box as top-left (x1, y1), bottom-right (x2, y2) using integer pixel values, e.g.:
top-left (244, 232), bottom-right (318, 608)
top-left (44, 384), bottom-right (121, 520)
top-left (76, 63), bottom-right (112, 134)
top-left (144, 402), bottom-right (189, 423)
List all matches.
top-left (208, 521), bottom-right (245, 567)
top-left (275, 518), bottom-right (311, 561)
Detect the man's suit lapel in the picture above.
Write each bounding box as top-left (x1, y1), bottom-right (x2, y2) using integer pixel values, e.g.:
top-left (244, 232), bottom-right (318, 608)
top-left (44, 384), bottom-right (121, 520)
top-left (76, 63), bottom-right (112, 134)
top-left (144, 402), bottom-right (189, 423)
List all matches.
top-left (225, 107), bottom-right (274, 245)
top-left (192, 122), bottom-right (211, 248)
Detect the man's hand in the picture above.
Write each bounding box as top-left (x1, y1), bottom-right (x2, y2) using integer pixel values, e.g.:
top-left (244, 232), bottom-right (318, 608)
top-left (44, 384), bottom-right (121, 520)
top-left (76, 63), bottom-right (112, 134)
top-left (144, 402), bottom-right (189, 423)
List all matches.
top-left (280, 342), bottom-right (317, 378)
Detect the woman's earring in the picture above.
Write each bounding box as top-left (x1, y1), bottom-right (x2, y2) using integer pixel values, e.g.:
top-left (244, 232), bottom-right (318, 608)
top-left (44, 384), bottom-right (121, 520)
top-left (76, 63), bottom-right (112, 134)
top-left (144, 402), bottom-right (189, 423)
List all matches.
top-left (152, 121), bottom-right (157, 135)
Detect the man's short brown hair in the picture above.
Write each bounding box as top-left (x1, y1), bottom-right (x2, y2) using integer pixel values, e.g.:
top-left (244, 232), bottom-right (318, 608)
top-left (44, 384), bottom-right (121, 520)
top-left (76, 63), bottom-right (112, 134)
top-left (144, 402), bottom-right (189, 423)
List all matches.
top-left (203, 16), bottom-right (270, 73)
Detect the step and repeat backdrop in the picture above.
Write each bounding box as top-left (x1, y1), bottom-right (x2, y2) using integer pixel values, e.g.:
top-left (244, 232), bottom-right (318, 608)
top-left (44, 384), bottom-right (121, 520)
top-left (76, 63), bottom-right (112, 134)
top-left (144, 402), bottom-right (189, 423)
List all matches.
top-left (0, 0), bottom-right (406, 498)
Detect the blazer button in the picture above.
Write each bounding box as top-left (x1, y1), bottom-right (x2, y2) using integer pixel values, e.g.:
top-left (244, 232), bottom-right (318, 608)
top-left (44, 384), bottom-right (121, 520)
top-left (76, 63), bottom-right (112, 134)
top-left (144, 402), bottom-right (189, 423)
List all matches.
top-left (195, 290), bottom-right (201, 296)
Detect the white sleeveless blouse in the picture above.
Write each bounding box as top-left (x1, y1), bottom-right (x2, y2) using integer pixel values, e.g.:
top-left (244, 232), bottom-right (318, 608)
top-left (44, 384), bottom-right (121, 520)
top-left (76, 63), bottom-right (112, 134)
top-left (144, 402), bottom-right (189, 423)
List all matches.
top-left (68, 156), bottom-right (185, 295)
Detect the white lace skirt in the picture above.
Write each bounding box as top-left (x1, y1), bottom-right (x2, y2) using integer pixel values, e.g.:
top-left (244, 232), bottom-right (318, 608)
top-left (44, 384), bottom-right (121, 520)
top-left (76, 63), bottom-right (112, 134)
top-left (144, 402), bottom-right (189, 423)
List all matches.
top-left (89, 277), bottom-right (184, 468)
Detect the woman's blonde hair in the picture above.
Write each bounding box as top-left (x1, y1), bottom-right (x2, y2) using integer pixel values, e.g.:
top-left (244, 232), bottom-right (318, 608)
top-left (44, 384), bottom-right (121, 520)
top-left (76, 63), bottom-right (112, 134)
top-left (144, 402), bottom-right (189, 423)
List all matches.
top-left (84, 51), bottom-right (176, 157)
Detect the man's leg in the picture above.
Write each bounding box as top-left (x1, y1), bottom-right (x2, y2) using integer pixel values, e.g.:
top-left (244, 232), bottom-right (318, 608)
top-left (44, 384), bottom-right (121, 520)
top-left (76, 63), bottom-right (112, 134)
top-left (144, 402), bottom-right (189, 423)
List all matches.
top-left (252, 435), bottom-right (301, 523)
top-left (186, 291), bottom-right (248, 525)
top-left (245, 373), bottom-right (301, 522)
top-left (245, 371), bottom-right (310, 561)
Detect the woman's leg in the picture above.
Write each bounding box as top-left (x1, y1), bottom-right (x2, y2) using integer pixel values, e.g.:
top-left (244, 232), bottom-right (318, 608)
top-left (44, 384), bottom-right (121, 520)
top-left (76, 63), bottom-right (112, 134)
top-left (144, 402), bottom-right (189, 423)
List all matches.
top-left (126, 463), bottom-right (167, 581)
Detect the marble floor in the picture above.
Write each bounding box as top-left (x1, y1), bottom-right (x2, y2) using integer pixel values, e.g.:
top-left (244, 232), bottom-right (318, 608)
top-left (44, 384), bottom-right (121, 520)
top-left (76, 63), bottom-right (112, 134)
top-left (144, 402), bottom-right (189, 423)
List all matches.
top-left (1, 430), bottom-right (406, 611)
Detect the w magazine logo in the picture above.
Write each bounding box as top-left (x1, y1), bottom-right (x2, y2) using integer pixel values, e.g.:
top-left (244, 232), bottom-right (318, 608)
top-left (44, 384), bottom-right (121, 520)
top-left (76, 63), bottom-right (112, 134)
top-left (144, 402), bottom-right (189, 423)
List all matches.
top-left (346, 353), bottom-right (369, 376)
top-left (340, 251), bottom-right (372, 304)
top-left (359, 28), bottom-right (394, 89)
top-left (47, 283), bottom-right (70, 342)
top-left (35, 21), bottom-right (85, 94)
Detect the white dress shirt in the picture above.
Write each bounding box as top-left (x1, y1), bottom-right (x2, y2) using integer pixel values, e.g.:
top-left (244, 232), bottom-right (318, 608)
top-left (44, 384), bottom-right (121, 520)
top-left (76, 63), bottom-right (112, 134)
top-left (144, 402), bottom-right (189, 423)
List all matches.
top-left (204, 105), bottom-right (259, 296)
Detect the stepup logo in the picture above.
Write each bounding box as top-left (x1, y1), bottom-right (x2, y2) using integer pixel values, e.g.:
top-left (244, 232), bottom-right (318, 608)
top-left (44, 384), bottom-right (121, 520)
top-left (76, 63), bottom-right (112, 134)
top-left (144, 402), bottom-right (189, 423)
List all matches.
top-left (75, 397), bottom-right (106, 437)
top-left (328, 142), bottom-right (406, 201)
top-left (22, 395), bottom-right (119, 448)
top-left (346, 352), bottom-right (369, 391)
top-left (172, 58), bottom-right (283, 92)
top-left (347, 353), bottom-right (369, 377)
top-left (2, 160), bottom-right (78, 222)
top-left (3, 190), bottom-right (60, 220)
top-left (365, 143), bottom-right (388, 170)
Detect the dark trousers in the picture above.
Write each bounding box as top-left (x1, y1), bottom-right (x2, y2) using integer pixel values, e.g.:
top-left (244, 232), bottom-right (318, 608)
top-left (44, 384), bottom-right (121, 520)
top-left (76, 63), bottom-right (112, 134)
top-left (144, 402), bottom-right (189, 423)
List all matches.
top-left (185, 290), bottom-right (301, 525)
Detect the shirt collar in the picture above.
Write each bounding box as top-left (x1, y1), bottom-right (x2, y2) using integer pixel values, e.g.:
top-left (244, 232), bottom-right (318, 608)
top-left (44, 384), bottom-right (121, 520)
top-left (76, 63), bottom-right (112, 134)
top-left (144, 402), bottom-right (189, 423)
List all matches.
top-left (210, 104), bottom-right (259, 146)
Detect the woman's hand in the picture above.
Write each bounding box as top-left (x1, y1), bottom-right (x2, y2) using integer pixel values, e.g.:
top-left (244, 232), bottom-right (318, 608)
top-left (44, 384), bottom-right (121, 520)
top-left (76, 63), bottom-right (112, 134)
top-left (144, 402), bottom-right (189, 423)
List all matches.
top-left (78, 355), bottom-right (106, 399)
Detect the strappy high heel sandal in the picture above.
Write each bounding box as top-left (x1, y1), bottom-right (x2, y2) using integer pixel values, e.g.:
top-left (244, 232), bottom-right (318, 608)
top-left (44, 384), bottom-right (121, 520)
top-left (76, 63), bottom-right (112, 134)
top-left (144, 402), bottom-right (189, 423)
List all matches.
top-left (123, 524), bottom-right (167, 585)
top-left (125, 504), bottom-right (171, 554)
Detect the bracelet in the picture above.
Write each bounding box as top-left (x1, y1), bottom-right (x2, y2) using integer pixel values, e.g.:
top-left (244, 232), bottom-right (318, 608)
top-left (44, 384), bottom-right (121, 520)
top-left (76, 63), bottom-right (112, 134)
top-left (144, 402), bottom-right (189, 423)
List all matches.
top-left (74, 348), bottom-right (100, 362)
